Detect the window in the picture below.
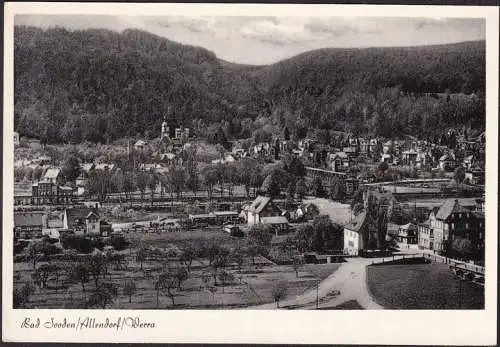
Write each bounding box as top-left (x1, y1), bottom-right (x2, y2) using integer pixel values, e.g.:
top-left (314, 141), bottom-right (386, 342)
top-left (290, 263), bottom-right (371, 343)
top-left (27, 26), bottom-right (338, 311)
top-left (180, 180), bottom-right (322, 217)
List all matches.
top-left (465, 223), bottom-right (469, 229)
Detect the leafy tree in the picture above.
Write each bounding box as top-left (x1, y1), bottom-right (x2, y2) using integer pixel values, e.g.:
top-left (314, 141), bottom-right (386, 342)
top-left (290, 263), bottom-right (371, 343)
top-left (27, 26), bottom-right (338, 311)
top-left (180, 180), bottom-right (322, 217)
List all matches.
top-left (169, 165), bottom-right (186, 199)
top-left (87, 282), bottom-right (118, 309)
top-left (261, 172), bottom-right (281, 198)
top-left (136, 171), bottom-right (149, 205)
top-left (61, 154), bottom-right (81, 184)
top-left (14, 283), bottom-right (36, 308)
top-left (295, 179), bottom-right (308, 200)
top-left (329, 177), bottom-right (344, 201)
top-left (248, 225), bottom-right (273, 257)
top-left (311, 177), bottom-right (326, 197)
top-left (295, 223), bottom-right (314, 253)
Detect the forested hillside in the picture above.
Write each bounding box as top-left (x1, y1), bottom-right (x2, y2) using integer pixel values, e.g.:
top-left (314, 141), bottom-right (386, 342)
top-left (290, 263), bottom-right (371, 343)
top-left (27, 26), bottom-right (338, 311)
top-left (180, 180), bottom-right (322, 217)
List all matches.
top-left (14, 26), bottom-right (486, 145)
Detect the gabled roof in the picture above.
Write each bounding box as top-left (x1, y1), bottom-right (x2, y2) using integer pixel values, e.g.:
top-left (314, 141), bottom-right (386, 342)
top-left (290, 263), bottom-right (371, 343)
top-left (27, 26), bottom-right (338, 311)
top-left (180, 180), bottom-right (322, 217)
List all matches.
top-left (14, 212), bottom-right (44, 227)
top-left (435, 199), bottom-right (469, 221)
top-left (81, 163), bottom-right (95, 172)
top-left (247, 195), bottom-right (272, 214)
top-left (65, 207), bottom-right (99, 227)
top-left (399, 223), bottom-right (417, 231)
top-left (43, 168), bottom-right (61, 180)
top-left (344, 212), bottom-right (367, 233)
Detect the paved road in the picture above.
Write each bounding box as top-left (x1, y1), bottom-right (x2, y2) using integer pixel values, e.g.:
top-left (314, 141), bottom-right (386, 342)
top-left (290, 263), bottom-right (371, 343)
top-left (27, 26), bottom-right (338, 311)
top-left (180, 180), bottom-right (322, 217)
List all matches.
top-left (250, 258), bottom-right (384, 310)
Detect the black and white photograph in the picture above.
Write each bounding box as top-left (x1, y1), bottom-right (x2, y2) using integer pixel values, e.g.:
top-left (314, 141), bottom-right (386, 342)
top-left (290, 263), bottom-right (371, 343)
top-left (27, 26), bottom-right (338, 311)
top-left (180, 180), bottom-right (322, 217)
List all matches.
top-left (3, 2), bottom-right (498, 345)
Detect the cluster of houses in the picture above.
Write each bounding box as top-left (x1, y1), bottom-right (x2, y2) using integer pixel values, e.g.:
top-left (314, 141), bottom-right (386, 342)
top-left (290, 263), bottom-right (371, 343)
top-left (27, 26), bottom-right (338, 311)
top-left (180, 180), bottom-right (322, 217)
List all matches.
top-left (343, 192), bottom-right (484, 261)
top-left (14, 204), bottom-right (111, 244)
top-left (15, 163), bottom-right (122, 206)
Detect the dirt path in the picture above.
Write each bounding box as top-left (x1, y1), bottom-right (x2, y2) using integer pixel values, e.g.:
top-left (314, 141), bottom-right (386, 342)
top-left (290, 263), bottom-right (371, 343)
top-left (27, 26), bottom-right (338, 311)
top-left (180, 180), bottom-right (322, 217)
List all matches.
top-left (250, 258), bottom-right (384, 310)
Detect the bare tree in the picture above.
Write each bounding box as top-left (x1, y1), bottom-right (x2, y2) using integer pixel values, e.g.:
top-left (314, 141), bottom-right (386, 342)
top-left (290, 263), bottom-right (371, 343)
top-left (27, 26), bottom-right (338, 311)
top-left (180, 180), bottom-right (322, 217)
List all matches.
top-left (136, 246), bottom-right (148, 271)
top-left (272, 280), bottom-right (288, 308)
top-left (87, 254), bottom-right (107, 287)
top-left (87, 282), bottom-right (118, 309)
top-left (157, 272), bottom-right (178, 307)
top-left (122, 279), bottom-right (137, 303)
top-left (174, 266), bottom-right (189, 290)
top-left (71, 263), bottom-right (90, 293)
top-left (218, 270), bottom-right (234, 294)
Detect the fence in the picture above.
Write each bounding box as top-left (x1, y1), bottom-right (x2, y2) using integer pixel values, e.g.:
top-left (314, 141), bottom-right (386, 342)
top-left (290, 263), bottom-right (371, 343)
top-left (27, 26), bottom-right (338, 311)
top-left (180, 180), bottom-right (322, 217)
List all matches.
top-left (370, 253), bottom-right (427, 265)
top-left (370, 253), bottom-right (485, 275)
top-left (422, 253), bottom-right (485, 275)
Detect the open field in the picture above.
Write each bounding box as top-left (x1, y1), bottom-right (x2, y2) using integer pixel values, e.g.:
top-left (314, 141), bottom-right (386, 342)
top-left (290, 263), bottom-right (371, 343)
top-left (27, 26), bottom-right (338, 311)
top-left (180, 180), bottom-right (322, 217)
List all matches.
top-left (14, 250), bottom-right (341, 309)
top-left (367, 263), bottom-right (484, 309)
top-left (13, 225), bottom-right (341, 309)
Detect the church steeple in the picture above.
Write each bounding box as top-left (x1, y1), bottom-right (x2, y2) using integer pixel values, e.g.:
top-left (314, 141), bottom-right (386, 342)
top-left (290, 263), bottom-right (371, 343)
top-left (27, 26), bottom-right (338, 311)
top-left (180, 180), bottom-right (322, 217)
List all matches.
top-left (161, 114), bottom-right (169, 140)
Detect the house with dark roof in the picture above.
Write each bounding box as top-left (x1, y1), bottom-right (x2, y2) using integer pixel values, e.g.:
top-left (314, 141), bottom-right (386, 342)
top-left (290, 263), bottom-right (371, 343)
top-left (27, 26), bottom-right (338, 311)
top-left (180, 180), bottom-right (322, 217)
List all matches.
top-left (14, 212), bottom-right (45, 239)
top-left (63, 207), bottom-right (100, 235)
top-left (245, 195), bottom-right (282, 226)
top-left (343, 210), bottom-right (387, 256)
top-left (430, 199), bottom-right (483, 257)
top-left (43, 168), bottom-right (64, 184)
top-left (343, 212), bottom-right (367, 256)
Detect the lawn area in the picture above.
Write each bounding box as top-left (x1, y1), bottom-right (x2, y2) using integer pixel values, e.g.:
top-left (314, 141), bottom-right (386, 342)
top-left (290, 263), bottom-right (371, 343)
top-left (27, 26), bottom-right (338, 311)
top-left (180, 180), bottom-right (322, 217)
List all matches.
top-left (319, 300), bottom-right (364, 310)
top-left (367, 263), bottom-right (484, 309)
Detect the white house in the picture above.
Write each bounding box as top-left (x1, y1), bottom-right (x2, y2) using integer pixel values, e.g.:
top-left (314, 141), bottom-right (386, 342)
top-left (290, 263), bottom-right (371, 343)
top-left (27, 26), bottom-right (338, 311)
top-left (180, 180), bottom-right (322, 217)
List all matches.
top-left (63, 207), bottom-right (100, 235)
top-left (245, 195), bottom-right (282, 226)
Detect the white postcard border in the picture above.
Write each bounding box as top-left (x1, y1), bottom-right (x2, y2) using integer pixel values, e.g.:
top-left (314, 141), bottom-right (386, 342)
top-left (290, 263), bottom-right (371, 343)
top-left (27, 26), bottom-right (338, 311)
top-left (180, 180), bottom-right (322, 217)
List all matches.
top-left (3, 3), bottom-right (498, 345)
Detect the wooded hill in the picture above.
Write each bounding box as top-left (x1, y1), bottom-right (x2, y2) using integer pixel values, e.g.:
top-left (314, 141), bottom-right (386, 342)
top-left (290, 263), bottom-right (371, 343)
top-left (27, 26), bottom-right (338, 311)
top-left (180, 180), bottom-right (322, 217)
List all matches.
top-left (14, 26), bottom-right (485, 145)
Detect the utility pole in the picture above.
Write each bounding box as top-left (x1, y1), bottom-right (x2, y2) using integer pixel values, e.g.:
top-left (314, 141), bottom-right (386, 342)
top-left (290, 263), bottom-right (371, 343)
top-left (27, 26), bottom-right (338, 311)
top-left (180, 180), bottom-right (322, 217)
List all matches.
top-left (458, 277), bottom-right (462, 309)
top-left (316, 280), bottom-right (319, 309)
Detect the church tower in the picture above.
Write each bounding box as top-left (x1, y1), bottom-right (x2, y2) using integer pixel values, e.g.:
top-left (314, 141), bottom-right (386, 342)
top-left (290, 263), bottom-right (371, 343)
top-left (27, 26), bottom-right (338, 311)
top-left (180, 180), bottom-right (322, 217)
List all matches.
top-left (161, 115), bottom-right (170, 140)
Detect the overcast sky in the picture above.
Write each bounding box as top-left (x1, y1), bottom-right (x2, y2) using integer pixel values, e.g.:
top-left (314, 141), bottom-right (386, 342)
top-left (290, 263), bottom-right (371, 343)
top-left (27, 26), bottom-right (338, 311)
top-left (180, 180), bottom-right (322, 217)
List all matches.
top-left (16, 15), bottom-right (485, 65)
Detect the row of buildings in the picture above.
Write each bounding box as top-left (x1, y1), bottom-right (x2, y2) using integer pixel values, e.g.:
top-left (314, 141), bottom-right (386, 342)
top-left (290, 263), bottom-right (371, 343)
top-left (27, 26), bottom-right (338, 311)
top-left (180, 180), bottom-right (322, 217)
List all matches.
top-left (343, 198), bottom-right (485, 260)
top-left (14, 205), bottom-right (108, 242)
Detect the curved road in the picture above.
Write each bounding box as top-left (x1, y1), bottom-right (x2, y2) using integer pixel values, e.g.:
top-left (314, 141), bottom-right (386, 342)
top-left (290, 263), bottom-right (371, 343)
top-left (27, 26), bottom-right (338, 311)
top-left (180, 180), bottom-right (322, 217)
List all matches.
top-left (250, 258), bottom-right (385, 310)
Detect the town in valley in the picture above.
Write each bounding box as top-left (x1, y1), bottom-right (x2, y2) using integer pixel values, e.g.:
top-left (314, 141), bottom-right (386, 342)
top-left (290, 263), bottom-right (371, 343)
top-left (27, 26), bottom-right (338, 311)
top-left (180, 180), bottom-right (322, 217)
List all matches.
top-left (12, 17), bottom-right (486, 310)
